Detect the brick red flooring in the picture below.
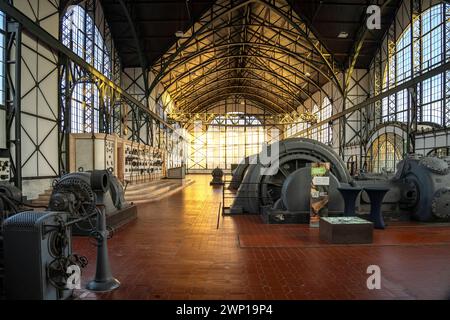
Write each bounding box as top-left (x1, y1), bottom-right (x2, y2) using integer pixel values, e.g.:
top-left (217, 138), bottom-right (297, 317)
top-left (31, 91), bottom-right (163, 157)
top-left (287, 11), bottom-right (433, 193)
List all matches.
top-left (73, 175), bottom-right (450, 300)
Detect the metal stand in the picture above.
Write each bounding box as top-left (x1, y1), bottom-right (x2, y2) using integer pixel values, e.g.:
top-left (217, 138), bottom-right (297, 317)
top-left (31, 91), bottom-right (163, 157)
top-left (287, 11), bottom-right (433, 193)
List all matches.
top-left (337, 187), bottom-right (362, 216)
top-left (364, 187), bottom-right (390, 229)
top-left (86, 207), bottom-right (120, 292)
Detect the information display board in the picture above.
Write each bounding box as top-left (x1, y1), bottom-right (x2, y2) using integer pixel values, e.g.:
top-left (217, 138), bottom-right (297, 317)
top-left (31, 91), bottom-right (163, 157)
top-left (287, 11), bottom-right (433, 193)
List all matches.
top-left (310, 162), bottom-right (330, 227)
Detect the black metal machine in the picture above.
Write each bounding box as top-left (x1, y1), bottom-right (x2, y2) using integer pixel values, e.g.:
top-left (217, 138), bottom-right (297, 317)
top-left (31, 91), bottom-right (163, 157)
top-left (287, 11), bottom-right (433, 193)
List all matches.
top-left (49, 170), bottom-right (136, 235)
top-left (210, 167), bottom-right (224, 186)
top-left (0, 183), bottom-right (26, 298)
top-left (229, 138), bottom-right (450, 223)
top-left (228, 157), bottom-right (250, 191)
top-left (1, 170), bottom-right (131, 300)
top-left (2, 211), bottom-right (86, 300)
top-left (353, 154), bottom-right (450, 222)
top-left (229, 138), bottom-right (350, 222)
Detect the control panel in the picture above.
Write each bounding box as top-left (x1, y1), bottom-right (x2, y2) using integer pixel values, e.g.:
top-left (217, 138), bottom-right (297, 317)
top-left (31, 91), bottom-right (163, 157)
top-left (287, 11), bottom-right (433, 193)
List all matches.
top-left (105, 140), bottom-right (115, 171)
top-left (124, 144), bottom-right (138, 180)
top-left (70, 133), bottom-right (165, 183)
top-left (124, 143), bottom-right (164, 182)
top-left (0, 157), bottom-right (10, 181)
top-left (152, 148), bottom-right (163, 176)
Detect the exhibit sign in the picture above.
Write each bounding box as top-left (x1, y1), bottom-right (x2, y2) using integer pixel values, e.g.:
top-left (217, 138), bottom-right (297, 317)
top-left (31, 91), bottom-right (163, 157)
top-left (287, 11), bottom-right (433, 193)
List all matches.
top-left (310, 162), bottom-right (330, 227)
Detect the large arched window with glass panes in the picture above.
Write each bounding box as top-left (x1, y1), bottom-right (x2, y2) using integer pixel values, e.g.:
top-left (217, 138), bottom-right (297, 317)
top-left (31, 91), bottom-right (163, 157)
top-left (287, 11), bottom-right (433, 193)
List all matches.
top-left (381, 3), bottom-right (450, 126)
top-left (62, 5), bottom-right (112, 133)
top-left (310, 104), bottom-right (319, 141)
top-left (318, 97), bottom-right (332, 145)
top-left (308, 99), bottom-right (332, 145)
top-left (188, 113), bottom-right (268, 170)
top-left (285, 97), bottom-right (332, 144)
top-left (367, 133), bottom-right (404, 173)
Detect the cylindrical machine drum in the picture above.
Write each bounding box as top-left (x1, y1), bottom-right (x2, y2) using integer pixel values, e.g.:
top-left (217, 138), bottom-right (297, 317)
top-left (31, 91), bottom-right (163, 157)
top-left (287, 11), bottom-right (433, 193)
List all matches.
top-left (90, 170), bottom-right (110, 193)
top-left (231, 138), bottom-right (351, 214)
top-left (281, 167), bottom-right (344, 213)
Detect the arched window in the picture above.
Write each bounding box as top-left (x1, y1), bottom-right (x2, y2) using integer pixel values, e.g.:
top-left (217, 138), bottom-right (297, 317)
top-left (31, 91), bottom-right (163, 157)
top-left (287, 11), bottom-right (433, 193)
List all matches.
top-left (62, 5), bottom-right (111, 77)
top-left (311, 104), bottom-right (319, 140)
top-left (427, 147), bottom-right (450, 157)
top-left (209, 113), bottom-right (265, 169)
top-left (382, 3), bottom-right (449, 126)
top-left (306, 99), bottom-right (332, 144)
top-left (319, 97), bottom-right (332, 145)
top-left (382, 26), bottom-right (411, 123)
top-left (70, 82), bottom-right (100, 133)
top-left (189, 113), bottom-right (267, 170)
top-left (367, 133), bottom-right (404, 173)
top-left (285, 112), bottom-right (308, 138)
top-left (62, 5), bottom-right (112, 133)
top-left (295, 120), bottom-right (307, 138)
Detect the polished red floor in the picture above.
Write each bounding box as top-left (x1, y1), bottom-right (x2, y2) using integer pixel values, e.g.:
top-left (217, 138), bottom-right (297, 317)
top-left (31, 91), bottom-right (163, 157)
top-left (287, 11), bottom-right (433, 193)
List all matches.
top-left (73, 175), bottom-right (450, 300)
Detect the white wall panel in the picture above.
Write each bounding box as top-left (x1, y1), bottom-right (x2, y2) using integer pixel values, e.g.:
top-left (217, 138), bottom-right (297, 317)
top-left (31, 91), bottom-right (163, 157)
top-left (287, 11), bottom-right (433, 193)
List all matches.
top-left (10, 0), bottom-right (60, 198)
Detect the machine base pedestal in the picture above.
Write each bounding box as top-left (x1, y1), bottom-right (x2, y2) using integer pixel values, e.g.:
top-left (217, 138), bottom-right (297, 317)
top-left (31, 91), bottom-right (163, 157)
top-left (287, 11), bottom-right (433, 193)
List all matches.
top-left (86, 278), bottom-right (120, 292)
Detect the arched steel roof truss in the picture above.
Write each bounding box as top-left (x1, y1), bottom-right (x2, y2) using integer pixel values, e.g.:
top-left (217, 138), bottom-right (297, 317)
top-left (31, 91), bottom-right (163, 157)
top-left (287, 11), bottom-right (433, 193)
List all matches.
top-left (150, 0), bottom-right (343, 115)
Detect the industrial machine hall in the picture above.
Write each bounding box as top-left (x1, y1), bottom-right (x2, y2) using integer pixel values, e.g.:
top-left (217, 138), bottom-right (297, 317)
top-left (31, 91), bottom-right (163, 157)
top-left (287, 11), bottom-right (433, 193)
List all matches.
top-left (0, 0), bottom-right (450, 304)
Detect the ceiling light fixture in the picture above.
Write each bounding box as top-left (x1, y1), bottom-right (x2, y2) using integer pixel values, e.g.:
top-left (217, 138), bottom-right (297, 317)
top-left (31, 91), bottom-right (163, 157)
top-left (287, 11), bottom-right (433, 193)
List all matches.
top-left (337, 31), bottom-right (349, 39)
top-left (175, 31), bottom-right (184, 38)
top-left (305, 72), bottom-right (311, 77)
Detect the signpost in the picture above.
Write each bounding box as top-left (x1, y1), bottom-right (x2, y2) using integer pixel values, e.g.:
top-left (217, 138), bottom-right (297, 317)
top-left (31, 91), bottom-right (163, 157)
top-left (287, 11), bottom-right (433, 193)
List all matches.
top-left (310, 163), bottom-right (331, 227)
